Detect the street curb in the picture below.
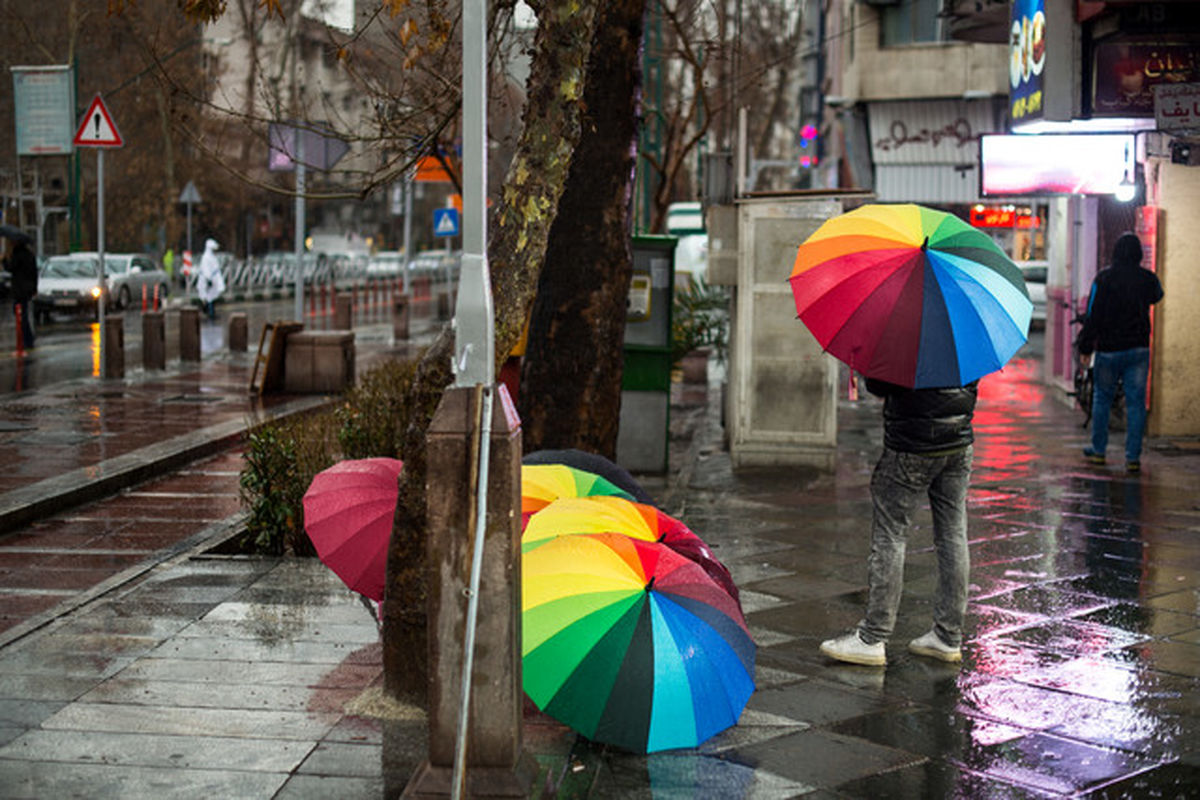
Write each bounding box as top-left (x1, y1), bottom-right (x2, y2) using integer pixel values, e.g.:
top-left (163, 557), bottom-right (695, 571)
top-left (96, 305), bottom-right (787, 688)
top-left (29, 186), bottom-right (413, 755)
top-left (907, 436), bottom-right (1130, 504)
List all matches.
top-left (0, 394), bottom-right (331, 533)
top-left (0, 511), bottom-right (249, 650)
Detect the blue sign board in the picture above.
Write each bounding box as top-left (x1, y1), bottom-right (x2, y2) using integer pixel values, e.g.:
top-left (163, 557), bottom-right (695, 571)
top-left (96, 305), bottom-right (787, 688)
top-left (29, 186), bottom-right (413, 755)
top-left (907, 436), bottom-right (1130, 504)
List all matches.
top-left (433, 208), bottom-right (460, 238)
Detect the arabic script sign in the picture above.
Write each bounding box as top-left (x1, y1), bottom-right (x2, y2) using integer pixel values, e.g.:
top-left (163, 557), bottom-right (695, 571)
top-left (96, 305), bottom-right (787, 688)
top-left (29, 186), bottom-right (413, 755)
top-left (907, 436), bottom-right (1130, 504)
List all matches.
top-left (1093, 42), bottom-right (1200, 117)
top-left (1153, 82), bottom-right (1200, 132)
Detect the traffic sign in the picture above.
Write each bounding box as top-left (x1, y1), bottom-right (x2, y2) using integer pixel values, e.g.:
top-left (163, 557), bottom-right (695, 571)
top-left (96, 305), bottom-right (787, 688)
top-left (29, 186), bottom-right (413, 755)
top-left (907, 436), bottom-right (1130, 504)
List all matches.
top-left (73, 95), bottom-right (123, 148)
top-left (433, 208), bottom-right (460, 238)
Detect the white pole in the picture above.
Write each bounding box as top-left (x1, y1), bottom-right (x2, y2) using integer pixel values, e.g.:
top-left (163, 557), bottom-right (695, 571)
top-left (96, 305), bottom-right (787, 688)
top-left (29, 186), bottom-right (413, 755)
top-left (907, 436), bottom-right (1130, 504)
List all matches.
top-left (97, 149), bottom-right (107, 374)
top-left (451, 2), bottom-right (493, 798)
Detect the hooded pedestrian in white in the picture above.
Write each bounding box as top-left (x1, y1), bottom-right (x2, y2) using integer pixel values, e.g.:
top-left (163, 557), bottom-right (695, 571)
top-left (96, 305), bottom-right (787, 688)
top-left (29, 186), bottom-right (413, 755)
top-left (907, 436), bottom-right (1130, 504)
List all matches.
top-left (197, 238), bottom-right (225, 319)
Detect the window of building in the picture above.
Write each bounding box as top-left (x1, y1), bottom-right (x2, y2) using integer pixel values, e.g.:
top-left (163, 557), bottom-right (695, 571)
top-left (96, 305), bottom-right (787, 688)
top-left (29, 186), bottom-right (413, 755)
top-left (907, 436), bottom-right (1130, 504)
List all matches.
top-left (879, 0), bottom-right (947, 46)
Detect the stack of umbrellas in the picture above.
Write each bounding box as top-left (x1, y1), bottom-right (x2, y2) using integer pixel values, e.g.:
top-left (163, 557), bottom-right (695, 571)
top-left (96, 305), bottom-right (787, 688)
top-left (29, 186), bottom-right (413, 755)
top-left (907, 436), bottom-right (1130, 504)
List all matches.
top-left (520, 455), bottom-right (754, 753)
top-left (300, 453), bottom-right (754, 754)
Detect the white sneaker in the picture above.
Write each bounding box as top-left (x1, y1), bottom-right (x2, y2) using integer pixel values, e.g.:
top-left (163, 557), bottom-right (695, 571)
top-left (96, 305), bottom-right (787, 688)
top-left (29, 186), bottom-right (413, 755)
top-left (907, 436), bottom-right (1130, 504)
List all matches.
top-left (819, 631), bottom-right (886, 667)
top-left (908, 630), bottom-right (962, 663)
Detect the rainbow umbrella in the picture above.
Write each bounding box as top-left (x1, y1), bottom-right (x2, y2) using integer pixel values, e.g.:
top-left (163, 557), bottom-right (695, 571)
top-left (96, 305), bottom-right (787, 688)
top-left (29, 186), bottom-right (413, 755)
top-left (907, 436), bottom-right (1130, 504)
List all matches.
top-left (523, 532), bottom-right (755, 752)
top-left (521, 495), bottom-right (739, 602)
top-left (521, 463), bottom-right (635, 521)
top-left (302, 457), bottom-right (402, 602)
top-left (789, 203), bottom-right (1032, 389)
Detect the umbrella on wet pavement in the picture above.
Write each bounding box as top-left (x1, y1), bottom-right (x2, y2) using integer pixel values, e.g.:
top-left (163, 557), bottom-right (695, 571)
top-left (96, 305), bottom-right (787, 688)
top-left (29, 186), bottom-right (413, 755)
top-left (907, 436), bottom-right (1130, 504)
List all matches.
top-left (524, 448), bottom-right (655, 505)
top-left (523, 532), bottom-right (755, 753)
top-left (522, 495), bottom-right (740, 604)
top-left (302, 457), bottom-right (403, 602)
top-left (521, 463), bottom-right (635, 521)
top-left (789, 203), bottom-right (1032, 388)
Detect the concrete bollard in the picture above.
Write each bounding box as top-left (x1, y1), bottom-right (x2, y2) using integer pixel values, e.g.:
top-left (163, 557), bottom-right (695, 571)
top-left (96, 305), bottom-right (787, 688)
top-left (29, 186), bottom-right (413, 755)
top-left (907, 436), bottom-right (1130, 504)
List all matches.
top-left (103, 315), bottom-right (125, 379)
top-left (334, 293), bottom-right (353, 330)
top-left (228, 312), bottom-right (248, 352)
top-left (142, 311), bottom-right (166, 370)
top-left (399, 385), bottom-right (533, 798)
top-left (179, 307), bottom-right (201, 362)
top-left (393, 297), bottom-right (410, 340)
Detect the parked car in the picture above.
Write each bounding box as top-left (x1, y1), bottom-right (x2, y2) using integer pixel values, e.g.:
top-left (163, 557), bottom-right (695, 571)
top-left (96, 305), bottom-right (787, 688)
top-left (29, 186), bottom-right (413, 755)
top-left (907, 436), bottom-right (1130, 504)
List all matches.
top-left (409, 250), bottom-right (461, 285)
top-left (1018, 260), bottom-right (1047, 327)
top-left (367, 250), bottom-right (405, 278)
top-left (35, 252), bottom-right (170, 320)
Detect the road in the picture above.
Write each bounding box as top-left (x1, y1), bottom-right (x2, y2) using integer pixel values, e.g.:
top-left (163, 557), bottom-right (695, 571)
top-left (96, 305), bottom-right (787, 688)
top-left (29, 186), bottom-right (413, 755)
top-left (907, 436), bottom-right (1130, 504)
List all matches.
top-left (0, 290), bottom-right (415, 394)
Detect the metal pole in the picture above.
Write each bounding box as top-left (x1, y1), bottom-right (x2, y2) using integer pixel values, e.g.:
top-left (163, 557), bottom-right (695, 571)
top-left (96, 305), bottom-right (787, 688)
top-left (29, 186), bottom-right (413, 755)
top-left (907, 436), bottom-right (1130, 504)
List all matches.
top-left (97, 149), bottom-right (106, 374)
top-left (402, 172), bottom-right (413, 295)
top-left (293, 133), bottom-right (306, 323)
top-left (451, 2), bottom-right (493, 797)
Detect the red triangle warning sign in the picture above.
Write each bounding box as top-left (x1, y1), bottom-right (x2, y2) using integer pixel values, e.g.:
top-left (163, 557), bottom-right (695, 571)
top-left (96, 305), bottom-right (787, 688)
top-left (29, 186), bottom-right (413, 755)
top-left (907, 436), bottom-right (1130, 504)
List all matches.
top-left (73, 95), bottom-right (123, 148)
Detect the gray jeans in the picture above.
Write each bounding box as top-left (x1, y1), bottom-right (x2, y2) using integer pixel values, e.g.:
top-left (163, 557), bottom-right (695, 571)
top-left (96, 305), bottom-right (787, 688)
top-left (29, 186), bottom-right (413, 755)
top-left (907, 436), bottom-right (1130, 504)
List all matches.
top-left (859, 445), bottom-right (973, 647)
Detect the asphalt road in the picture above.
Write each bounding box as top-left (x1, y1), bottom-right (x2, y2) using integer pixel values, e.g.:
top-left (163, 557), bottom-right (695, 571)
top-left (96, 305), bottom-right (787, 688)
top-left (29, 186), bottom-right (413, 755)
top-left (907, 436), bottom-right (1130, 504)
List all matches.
top-left (0, 296), bottom-right (310, 394)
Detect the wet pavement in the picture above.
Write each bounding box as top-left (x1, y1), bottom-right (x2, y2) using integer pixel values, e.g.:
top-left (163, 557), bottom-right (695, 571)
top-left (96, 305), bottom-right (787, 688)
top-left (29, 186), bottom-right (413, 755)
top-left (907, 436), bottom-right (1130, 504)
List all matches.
top-left (1, 332), bottom-right (1199, 798)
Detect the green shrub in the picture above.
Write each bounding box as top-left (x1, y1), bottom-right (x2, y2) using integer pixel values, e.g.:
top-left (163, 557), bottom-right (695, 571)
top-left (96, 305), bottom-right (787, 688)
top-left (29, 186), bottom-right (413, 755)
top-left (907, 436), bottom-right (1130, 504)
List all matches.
top-left (236, 357), bottom-right (419, 556)
top-left (237, 411), bottom-right (338, 555)
top-left (336, 358), bottom-right (419, 459)
top-left (672, 277), bottom-right (729, 366)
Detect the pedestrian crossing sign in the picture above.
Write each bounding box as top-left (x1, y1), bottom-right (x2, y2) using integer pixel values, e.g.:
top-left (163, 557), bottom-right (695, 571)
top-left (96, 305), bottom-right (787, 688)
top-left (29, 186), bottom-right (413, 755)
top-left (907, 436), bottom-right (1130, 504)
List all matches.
top-left (433, 208), bottom-right (459, 238)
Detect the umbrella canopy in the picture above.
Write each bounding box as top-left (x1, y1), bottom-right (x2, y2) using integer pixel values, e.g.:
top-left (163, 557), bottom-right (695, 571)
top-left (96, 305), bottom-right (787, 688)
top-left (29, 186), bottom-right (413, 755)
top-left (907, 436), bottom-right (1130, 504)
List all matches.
top-left (522, 495), bottom-right (739, 602)
top-left (789, 203), bottom-right (1032, 389)
top-left (523, 532), bottom-right (755, 753)
top-left (302, 457), bottom-right (403, 602)
top-left (0, 224), bottom-right (32, 245)
top-left (524, 448), bottom-right (655, 505)
top-left (521, 463), bottom-right (635, 518)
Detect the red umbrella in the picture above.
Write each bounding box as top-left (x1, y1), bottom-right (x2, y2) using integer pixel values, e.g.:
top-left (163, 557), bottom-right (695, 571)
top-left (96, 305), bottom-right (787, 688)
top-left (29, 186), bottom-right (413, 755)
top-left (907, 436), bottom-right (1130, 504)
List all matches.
top-left (302, 457), bottom-right (403, 602)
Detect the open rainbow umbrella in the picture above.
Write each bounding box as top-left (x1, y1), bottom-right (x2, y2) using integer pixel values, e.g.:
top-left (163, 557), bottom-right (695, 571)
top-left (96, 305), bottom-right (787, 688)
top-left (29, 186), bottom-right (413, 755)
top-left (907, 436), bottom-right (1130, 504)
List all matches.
top-left (789, 203), bottom-right (1032, 389)
top-left (521, 463), bottom-right (635, 522)
top-left (523, 532), bottom-right (755, 753)
top-left (521, 495), bottom-right (739, 603)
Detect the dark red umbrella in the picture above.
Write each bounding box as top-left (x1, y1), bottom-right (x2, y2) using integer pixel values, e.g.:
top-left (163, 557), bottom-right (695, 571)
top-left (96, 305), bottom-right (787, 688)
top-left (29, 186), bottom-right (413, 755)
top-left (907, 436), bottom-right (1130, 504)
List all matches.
top-left (302, 457), bottom-right (403, 602)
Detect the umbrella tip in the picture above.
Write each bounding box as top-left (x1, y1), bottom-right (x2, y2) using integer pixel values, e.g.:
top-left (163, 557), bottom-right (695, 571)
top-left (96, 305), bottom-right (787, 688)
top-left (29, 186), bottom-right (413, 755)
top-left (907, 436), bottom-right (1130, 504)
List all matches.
top-left (645, 576), bottom-right (656, 592)
top-left (921, 236), bottom-right (929, 251)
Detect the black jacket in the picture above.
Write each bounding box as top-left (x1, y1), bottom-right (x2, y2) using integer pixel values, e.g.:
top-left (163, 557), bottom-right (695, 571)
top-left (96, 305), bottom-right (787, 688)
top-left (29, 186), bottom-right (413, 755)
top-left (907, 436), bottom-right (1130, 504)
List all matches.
top-left (866, 378), bottom-right (978, 455)
top-left (1078, 262), bottom-right (1163, 356)
top-left (5, 242), bottom-right (38, 303)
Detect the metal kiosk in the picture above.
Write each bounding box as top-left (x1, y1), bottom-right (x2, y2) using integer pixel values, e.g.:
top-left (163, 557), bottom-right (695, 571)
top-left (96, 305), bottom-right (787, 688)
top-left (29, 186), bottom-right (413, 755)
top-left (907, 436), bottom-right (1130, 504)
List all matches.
top-left (617, 235), bottom-right (676, 474)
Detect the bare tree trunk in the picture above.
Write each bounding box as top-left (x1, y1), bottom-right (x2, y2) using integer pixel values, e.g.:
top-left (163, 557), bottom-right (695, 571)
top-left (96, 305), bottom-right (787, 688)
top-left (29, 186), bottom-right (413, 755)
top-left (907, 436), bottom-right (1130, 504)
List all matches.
top-left (382, 0), bottom-right (601, 700)
top-left (518, 0), bottom-right (646, 458)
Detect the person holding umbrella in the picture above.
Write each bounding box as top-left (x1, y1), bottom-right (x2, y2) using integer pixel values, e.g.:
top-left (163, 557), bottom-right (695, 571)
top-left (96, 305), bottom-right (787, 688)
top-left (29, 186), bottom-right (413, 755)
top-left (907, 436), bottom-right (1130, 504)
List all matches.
top-left (819, 377), bottom-right (978, 666)
top-left (787, 204), bottom-right (1034, 667)
top-left (2, 231), bottom-right (38, 349)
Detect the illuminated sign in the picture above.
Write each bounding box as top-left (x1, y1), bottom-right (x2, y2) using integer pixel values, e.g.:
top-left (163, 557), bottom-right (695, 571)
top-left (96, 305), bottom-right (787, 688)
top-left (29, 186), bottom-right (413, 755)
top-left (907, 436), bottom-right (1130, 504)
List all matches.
top-left (979, 134), bottom-right (1134, 197)
top-left (969, 207), bottom-right (1041, 229)
top-left (1009, 0), bottom-right (1046, 123)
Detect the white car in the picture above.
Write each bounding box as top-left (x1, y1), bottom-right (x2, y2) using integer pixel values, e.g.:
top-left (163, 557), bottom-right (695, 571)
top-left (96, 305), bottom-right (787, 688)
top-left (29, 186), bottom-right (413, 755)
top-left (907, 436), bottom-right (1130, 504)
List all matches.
top-left (35, 252), bottom-right (170, 321)
top-left (1019, 261), bottom-right (1047, 327)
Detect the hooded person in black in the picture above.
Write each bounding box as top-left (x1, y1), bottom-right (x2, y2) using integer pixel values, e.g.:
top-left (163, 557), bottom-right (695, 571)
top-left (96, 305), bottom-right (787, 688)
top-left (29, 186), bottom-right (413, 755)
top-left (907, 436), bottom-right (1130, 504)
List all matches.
top-left (4, 237), bottom-right (38, 349)
top-left (1078, 232), bottom-right (1163, 472)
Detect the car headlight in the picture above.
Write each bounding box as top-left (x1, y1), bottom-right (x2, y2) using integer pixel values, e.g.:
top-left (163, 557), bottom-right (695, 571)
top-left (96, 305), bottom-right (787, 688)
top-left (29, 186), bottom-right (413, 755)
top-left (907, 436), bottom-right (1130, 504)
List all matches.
top-left (91, 286), bottom-right (103, 299)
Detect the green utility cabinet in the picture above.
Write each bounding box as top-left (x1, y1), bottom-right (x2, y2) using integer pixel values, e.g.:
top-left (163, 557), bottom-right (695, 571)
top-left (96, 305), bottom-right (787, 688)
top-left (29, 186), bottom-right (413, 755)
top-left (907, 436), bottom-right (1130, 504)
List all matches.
top-left (617, 235), bottom-right (676, 474)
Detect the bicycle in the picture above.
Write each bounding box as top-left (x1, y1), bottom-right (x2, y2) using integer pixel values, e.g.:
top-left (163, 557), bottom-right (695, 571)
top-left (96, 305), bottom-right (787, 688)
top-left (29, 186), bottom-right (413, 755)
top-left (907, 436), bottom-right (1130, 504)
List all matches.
top-left (1069, 311), bottom-right (1124, 431)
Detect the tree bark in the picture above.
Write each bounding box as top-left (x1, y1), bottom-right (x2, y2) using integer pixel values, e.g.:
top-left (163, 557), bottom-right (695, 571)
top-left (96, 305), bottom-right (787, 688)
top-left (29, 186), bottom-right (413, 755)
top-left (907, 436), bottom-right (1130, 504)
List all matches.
top-left (382, 0), bottom-right (601, 700)
top-left (517, 0), bottom-right (646, 459)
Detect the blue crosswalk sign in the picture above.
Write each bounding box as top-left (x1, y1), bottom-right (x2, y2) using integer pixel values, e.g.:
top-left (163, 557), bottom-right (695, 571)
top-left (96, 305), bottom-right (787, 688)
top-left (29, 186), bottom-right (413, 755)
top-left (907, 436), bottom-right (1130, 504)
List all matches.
top-left (433, 208), bottom-right (460, 238)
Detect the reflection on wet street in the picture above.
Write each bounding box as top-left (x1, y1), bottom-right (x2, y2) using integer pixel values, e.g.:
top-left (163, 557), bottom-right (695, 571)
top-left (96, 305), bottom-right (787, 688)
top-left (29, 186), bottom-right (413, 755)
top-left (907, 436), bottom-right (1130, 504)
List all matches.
top-left (703, 333), bottom-right (1200, 797)
top-left (0, 328), bottom-right (1197, 797)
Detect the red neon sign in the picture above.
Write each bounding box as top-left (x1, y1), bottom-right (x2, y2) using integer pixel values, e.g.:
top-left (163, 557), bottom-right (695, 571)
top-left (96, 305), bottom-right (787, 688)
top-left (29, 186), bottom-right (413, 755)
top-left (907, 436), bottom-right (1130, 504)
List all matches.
top-left (969, 207), bottom-right (1041, 229)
